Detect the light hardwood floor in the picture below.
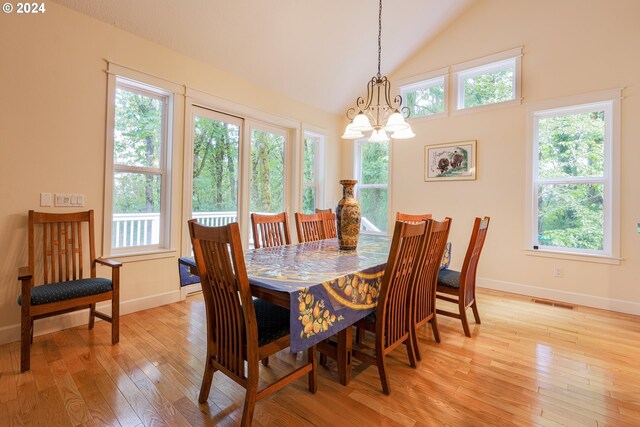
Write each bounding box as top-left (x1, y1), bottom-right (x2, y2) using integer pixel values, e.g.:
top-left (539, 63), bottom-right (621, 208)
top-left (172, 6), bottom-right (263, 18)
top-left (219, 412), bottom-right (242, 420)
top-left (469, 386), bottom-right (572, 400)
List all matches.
top-left (1, 288), bottom-right (640, 426)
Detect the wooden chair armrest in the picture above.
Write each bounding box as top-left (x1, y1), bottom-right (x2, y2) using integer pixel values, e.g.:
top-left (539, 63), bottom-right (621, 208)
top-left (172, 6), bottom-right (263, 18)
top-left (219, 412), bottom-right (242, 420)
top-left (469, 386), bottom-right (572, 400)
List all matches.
top-left (96, 258), bottom-right (122, 268)
top-left (18, 266), bottom-right (32, 281)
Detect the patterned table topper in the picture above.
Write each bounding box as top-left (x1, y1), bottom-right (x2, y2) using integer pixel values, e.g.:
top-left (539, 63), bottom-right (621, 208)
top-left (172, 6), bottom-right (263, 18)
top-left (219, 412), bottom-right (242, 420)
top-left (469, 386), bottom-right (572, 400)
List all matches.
top-left (179, 236), bottom-right (451, 353)
top-left (245, 235), bottom-right (391, 352)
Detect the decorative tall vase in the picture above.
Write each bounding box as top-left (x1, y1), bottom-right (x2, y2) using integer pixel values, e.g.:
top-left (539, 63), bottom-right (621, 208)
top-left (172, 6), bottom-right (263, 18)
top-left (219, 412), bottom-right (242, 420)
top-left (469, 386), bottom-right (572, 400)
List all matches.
top-left (336, 179), bottom-right (361, 250)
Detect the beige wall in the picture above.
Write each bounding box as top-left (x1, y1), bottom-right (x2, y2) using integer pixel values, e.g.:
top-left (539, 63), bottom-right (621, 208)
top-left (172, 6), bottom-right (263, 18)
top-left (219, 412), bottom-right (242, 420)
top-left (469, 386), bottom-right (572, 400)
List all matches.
top-left (381, 0), bottom-right (640, 311)
top-left (0, 3), bottom-right (341, 341)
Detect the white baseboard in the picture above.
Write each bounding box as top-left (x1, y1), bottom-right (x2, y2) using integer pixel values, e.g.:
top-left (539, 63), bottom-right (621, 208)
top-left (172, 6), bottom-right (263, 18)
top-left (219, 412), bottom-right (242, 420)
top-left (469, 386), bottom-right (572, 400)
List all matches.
top-left (180, 283), bottom-right (202, 300)
top-left (0, 290), bottom-right (181, 346)
top-left (478, 278), bottom-right (640, 316)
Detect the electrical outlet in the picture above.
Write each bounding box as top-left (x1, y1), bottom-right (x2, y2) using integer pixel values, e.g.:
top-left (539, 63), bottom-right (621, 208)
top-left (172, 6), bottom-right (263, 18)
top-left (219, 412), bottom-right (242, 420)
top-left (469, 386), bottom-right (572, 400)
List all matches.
top-left (553, 267), bottom-right (563, 278)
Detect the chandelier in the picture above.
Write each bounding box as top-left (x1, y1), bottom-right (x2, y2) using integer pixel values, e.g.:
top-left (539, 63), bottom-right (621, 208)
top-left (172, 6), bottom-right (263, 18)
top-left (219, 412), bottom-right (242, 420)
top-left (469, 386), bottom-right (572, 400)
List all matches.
top-left (341, 0), bottom-right (415, 142)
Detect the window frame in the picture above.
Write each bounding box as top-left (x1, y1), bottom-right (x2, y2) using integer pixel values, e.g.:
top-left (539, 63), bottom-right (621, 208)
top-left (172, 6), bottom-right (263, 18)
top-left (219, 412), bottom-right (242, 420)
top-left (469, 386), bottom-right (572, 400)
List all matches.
top-left (525, 89), bottom-right (621, 263)
top-left (301, 130), bottom-right (325, 213)
top-left (452, 47), bottom-right (522, 113)
top-left (104, 71), bottom-right (177, 257)
top-left (398, 67), bottom-right (449, 121)
top-left (354, 138), bottom-right (391, 236)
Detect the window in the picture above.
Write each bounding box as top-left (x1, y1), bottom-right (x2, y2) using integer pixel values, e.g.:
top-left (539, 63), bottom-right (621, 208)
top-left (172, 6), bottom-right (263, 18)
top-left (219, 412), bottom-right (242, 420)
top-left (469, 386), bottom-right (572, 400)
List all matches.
top-left (302, 131), bottom-right (324, 213)
top-left (107, 77), bottom-right (173, 253)
top-left (191, 108), bottom-right (240, 228)
top-left (400, 75), bottom-right (447, 119)
top-left (249, 126), bottom-right (288, 214)
top-left (355, 139), bottom-right (390, 234)
top-left (529, 90), bottom-right (620, 259)
top-left (452, 47), bottom-right (522, 111)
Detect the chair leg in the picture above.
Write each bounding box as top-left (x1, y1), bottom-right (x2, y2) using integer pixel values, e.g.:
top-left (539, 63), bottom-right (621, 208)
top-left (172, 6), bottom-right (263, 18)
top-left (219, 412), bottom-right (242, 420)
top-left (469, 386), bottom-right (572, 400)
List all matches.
top-left (355, 327), bottom-right (365, 345)
top-left (261, 357), bottom-right (269, 366)
top-left (308, 345), bottom-right (317, 393)
top-left (471, 300), bottom-right (481, 324)
top-left (30, 319), bottom-right (34, 344)
top-left (198, 355), bottom-right (216, 403)
top-left (112, 296), bottom-right (120, 345)
top-left (376, 345), bottom-right (390, 395)
top-left (319, 351), bottom-right (328, 367)
top-left (404, 339), bottom-right (417, 369)
top-left (88, 303), bottom-right (96, 329)
top-left (460, 306), bottom-right (471, 338)
top-left (241, 376), bottom-right (259, 427)
top-left (21, 316), bottom-right (31, 372)
top-left (409, 322), bottom-right (421, 362)
top-left (430, 316), bottom-right (441, 343)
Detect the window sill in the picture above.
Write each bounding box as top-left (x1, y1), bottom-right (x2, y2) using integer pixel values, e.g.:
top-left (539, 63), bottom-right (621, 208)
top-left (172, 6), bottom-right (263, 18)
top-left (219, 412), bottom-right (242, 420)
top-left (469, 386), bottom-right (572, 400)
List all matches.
top-left (104, 248), bottom-right (177, 264)
top-left (524, 249), bottom-right (621, 265)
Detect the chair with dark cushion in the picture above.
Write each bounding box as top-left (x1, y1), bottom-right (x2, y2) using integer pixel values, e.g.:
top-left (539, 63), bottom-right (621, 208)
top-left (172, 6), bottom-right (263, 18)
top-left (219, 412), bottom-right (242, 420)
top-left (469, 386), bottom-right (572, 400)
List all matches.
top-left (250, 212), bottom-right (292, 249)
top-left (437, 217), bottom-right (490, 337)
top-left (409, 217), bottom-right (452, 360)
top-left (189, 220), bottom-right (317, 426)
top-left (18, 210), bottom-right (121, 372)
top-left (348, 220), bottom-right (429, 394)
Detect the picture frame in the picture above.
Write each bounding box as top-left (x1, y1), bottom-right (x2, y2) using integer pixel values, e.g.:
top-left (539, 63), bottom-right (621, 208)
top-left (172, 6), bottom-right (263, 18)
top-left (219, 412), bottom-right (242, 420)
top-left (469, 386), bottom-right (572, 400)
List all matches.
top-left (424, 140), bottom-right (477, 181)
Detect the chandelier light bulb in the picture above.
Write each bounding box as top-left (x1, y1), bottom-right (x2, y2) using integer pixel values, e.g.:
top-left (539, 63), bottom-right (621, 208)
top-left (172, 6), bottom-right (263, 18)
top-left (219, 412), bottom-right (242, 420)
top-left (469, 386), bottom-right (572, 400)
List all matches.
top-left (351, 113), bottom-right (374, 132)
top-left (384, 112), bottom-right (409, 132)
top-left (391, 126), bottom-right (416, 140)
top-left (341, 122), bottom-right (365, 140)
top-left (368, 128), bottom-right (390, 143)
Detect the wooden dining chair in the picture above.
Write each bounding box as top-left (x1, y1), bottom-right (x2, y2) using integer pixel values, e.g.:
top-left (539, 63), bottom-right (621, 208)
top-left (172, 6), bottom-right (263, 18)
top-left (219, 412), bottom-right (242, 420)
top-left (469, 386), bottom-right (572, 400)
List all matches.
top-left (318, 210), bottom-right (337, 239)
top-left (396, 212), bottom-right (432, 223)
top-left (410, 217), bottom-right (452, 361)
top-left (355, 212), bottom-right (434, 346)
top-left (314, 208), bottom-right (332, 213)
top-left (350, 220), bottom-right (429, 395)
top-left (437, 217), bottom-right (490, 337)
top-left (188, 220), bottom-right (317, 426)
top-left (294, 212), bottom-right (326, 243)
top-left (250, 212), bottom-right (291, 249)
top-left (18, 210), bottom-right (121, 372)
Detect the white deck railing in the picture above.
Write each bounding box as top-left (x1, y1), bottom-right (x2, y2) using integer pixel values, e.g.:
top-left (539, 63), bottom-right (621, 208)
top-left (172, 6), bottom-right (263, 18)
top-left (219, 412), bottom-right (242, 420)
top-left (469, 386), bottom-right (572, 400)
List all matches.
top-left (113, 211), bottom-right (380, 248)
top-left (112, 211), bottom-right (237, 248)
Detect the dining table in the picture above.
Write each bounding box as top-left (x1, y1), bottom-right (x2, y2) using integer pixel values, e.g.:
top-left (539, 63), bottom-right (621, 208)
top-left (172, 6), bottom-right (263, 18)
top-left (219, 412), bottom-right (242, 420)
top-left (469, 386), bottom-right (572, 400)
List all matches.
top-left (178, 234), bottom-right (451, 385)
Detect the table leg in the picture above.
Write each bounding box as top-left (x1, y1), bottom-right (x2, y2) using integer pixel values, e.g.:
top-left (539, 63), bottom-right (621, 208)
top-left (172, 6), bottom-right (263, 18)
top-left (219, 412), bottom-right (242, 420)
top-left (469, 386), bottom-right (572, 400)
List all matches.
top-left (337, 326), bottom-right (353, 385)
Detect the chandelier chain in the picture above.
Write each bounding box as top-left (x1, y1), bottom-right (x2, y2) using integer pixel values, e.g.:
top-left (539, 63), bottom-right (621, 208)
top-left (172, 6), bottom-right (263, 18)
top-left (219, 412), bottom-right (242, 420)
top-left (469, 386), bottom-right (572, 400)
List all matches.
top-left (377, 0), bottom-right (382, 78)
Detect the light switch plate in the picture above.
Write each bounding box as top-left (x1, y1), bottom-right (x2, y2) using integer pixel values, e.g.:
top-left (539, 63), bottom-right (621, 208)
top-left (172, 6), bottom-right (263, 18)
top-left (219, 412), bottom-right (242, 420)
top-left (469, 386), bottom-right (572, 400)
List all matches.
top-left (40, 192), bottom-right (52, 207)
top-left (54, 193), bottom-right (85, 207)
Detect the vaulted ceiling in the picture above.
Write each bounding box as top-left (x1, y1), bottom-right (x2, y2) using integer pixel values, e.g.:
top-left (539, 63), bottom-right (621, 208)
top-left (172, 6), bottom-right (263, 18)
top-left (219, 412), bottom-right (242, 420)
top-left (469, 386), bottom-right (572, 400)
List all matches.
top-left (51, 0), bottom-right (475, 114)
